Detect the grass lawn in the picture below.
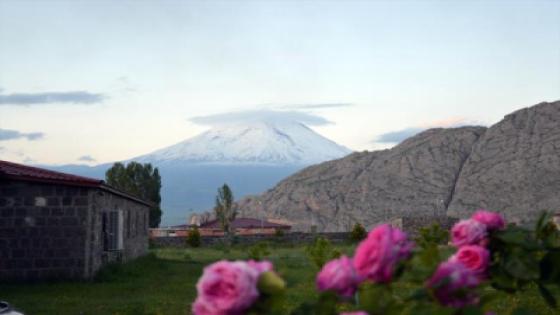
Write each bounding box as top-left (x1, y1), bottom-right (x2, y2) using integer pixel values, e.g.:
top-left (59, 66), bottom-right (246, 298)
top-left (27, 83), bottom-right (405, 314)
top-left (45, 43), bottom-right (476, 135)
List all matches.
top-left (0, 243), bottom-right (557, 315)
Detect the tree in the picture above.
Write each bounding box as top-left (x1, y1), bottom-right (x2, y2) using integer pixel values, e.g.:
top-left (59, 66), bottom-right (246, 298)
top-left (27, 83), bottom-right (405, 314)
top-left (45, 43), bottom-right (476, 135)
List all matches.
top-left (186, 226), bottom-right (201, 248)
top-left (214, 184), bottom-right (236, 241)
top-left (105, 161), bottom-right (163, 228)
top-left (349, 223), bottom-right (367, 242)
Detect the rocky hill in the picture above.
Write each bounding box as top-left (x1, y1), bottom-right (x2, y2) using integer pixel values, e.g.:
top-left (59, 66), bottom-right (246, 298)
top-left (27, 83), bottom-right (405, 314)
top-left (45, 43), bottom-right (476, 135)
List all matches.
top-left (237, 101), bottom-right (560, 232)
top-left (447, 101), bottom-right (560, 223)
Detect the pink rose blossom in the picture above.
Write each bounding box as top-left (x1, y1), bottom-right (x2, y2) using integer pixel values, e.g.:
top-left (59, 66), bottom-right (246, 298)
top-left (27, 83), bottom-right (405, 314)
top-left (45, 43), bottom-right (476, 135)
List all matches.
top-left (353, 224), bottom-right (414, 283)
top-left (426, 261), bottom-right (480, 308)
top-left (472, 210), bottom-right (505, 231)
top-left (451, 219), bottom-right (487, 247)
top-left (449, 245), bottom-right (490, 278)
top-left (317, 256), bottom-right (361, 297)
top-left (247, 260), bottom-right (273, 273)
top-left (193, 260), bottom-right (260, 315)
top-left (340, 312), bottom-right (368, 315)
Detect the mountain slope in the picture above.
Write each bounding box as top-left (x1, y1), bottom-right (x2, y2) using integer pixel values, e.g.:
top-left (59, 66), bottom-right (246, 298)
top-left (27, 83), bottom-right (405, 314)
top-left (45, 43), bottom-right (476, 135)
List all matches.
top-left (238, 126), bottom-right (486, 231)
top-left (447, 101), bottom-right (560, 222)
top-left (238, 101), bottom-right (560, 232)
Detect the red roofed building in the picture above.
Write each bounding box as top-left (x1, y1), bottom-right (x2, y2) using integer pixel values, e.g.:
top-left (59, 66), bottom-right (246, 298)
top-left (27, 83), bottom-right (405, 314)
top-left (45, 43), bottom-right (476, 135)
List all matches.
top-left (0, 160), bottom-right (151, 281)
top-left (199, 217), bottom-right (291, 236)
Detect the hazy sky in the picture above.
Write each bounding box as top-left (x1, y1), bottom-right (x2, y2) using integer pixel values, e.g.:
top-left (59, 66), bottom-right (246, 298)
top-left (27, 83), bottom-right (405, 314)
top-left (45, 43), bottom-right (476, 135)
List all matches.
top-left (1, 0), bottom-right (559, 165)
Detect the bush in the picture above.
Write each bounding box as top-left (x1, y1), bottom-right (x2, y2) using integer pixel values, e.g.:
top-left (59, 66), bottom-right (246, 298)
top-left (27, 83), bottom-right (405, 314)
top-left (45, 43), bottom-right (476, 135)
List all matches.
top-left (192, 210), bottom-right (560, 315)
top-left (186, 227), bottom-right (201, 248)
top-left (247, 242), bottom-right (271, 261)
top-left (305, 236), bottom-right (340, 268)
top-left (415, 223), bottom-right (449, 248)
top-left (349, 223), bottom-right (367, 242)
top-left (274, 228), bottom-right (285, 237)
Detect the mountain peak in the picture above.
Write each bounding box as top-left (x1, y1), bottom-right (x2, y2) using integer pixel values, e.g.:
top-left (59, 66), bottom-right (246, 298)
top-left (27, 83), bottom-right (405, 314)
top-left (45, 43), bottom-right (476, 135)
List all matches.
top-left (135, 121), bottom-right (352, 166)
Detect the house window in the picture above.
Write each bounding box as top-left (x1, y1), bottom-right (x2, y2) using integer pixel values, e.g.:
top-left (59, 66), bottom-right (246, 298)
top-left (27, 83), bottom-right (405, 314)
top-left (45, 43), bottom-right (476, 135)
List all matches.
top-left (103, 210), bottom-right (124, 251)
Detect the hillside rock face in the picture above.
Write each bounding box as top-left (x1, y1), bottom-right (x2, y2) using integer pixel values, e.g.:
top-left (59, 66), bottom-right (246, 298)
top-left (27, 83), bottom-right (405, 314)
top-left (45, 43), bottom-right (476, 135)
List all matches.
top-left (447, 101), bottom-right (560, 223)
top-left (238, 100), bottom-right (560, 232)
top-left (238, 127), bottom-right (487, 232)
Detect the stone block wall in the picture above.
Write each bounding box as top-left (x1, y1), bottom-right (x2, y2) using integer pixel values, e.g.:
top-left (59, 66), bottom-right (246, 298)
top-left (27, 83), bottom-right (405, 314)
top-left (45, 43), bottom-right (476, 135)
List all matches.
top-left (85, 190), bottom-right (149, 278)
top-left (0, 180), bottom-right (89, 281)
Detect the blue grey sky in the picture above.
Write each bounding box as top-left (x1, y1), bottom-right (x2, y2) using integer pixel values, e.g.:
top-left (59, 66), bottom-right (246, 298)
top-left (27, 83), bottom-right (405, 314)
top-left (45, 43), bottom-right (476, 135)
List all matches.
top-left (0, 0), bottom-right (559, 164)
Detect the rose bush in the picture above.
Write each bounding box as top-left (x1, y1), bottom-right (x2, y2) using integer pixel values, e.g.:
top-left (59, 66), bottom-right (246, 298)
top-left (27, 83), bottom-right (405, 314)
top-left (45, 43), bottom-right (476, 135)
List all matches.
top-left (192, 211), bottom-right (560, 315)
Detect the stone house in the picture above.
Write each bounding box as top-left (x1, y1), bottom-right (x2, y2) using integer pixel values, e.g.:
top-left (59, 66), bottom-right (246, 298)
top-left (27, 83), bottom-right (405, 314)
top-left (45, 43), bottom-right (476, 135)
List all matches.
top-left (0, 160), bottom-right (152, 281)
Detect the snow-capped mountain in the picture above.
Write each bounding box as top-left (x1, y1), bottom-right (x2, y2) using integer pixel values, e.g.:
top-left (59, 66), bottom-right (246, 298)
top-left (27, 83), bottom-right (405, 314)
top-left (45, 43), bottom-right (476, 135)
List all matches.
top-left (135, 121), bottom-right (351, 165)
top-left (46, 119), bottom-right (352, 226)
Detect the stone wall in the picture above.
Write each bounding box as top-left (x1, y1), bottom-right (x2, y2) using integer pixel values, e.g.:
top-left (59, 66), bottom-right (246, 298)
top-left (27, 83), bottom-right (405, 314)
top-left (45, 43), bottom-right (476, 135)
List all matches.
top-left (85, 190), bottom-right (150, 278)
top-left (151, 232), bottom-right (351, 248)
top-left (0, 180), bottom-right (89, 281)
top-left (0, 180), bottom-right (150, 282)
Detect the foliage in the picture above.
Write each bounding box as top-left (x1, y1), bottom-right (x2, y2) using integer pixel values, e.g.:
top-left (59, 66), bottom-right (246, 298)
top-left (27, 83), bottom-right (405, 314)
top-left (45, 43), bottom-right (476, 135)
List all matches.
top-left (247, 242), bottom-right (271, 261)
top-left (105, 161), bottom-right (162, 227)
top-left (214, 183), bottom-right (236, 242)
top-left (349, 223), bottom-right (367, 242)
top-left (186, 227), bottom-right (201, 248)
top-left (416, 223), bottom-right (450, 248)
top-left (306, 236), bottom-right (340, 269)
top-left (190, 210), bottom-right (560, 315)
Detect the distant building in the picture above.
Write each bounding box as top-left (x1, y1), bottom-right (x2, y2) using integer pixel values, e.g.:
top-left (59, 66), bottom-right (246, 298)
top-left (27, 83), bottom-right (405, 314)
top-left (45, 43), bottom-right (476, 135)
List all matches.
top-left (0, 160), bottom-right (151, 281)
top-left (199, 218), bottom-right (291, 236)
top-left (149, 224), bottom-right (192, 238)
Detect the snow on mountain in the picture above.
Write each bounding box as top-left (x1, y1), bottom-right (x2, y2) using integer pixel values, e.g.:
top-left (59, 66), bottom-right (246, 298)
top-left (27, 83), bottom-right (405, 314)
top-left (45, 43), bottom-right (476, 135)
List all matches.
top-left (135, 121), bottom-right (352, 165)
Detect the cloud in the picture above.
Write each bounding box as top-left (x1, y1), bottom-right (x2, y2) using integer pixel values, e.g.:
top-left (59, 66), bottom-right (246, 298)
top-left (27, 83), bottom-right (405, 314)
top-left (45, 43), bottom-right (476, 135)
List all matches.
top-left (189, 110), bottom-right (332, 126)
top-left (376, 128), bottom-right (425, 143)
top-left (375, 117), bottom-right (484, 144)
top-left (0, 90), bottom-right (106, 106)
top-left (0, 128), bottom-right (44, 141)
top-left (78, 155), bottom-right (96, 162)
top-left (278, 103), bottom-right (353, 110)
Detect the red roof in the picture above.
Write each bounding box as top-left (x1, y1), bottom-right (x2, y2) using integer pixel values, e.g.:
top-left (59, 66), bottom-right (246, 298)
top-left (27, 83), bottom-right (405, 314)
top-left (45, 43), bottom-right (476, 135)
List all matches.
top-left (200, 218), bottom-right (291, 229)
top-left (0, 160), bottom-right (152, 207)
top-left (0, 160), bottom-right (103, 187)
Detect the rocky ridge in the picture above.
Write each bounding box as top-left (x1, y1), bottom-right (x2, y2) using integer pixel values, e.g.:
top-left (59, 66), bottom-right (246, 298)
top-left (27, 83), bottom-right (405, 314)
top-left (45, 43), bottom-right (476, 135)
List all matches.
top-left (237, 101), bottom-right (560, 232)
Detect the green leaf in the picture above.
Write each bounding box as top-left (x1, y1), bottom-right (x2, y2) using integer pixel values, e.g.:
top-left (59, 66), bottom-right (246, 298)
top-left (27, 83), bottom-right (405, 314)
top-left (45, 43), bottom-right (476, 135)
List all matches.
top-left (358, 283), bottom-right (395, 315)
top-left (540, 250), bottom-right (560, 284)
top-left (495, 228), bottom-right (540, 250)
top-left (503, 251), bottom-right (539, 281)
top-left (462, 306), bottom-right (484, 315)
top-left (538, 284), bottom-right (557, 309)
top-left (316, 291), bottom-right (339, 315)
top-left (489, 265), bottom-right (517, 292)
top-left (510, 307), bottom-right (533, 315)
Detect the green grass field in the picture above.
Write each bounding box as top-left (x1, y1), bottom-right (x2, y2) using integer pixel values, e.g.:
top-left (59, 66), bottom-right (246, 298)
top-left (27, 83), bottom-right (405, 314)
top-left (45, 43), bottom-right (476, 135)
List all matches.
top-left (0, 244), bottom-right (556, 315)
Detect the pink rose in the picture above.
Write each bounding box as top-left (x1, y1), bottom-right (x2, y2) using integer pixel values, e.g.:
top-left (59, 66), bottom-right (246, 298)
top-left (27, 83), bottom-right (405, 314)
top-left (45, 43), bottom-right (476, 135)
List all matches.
top-left (193, 260), bottom-right (260, 315)
top-left (317, 256), bottom-right (361, 297)
top-left (426, 261), bottom-right (480, 308)
top-left (247, 260), bottom-right (273, 273)
top-left (340, 312), bottom-right (368, 315)
top-left (451, 219), bottom-right (487, 247)
top-left (353, 224), bottom-right (414, 283)
top-left (472, 209), bottom-right (505, 231)
top-left (449, 245), bottom-right (490, 278)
